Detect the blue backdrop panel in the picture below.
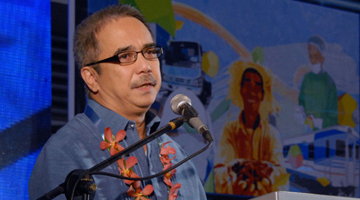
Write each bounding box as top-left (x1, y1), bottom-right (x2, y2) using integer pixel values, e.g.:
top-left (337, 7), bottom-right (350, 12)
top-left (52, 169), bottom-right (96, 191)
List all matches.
top-left (0, 0), bottom-right (51, 199)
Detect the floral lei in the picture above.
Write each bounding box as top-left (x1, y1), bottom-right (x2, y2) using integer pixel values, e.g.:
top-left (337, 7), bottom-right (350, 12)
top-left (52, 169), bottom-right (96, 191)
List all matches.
top-left (100, 127), bottom-right (182, 200)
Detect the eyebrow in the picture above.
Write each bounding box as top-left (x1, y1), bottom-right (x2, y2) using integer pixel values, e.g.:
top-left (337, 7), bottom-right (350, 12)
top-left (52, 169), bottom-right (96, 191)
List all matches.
top-left (143, 42), bottom-right (156, 49)
top-left (112, 43), bottom-right (157, 56)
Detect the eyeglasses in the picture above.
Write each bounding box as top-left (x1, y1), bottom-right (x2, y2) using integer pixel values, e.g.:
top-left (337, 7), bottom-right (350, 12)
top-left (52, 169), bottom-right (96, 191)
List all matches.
top-left (85, 46), bottom-right (163, 66)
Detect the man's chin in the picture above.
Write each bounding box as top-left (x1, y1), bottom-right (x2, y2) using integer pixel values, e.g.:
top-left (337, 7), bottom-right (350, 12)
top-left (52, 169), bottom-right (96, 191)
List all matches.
top-left (133, 91), bottom-right (158, 107)
top-left (137, 99), bottom-right (156, 109)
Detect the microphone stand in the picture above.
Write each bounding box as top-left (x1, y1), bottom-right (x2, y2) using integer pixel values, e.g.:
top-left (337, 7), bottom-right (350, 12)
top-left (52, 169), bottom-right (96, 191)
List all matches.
top-left (38, 117), bottom-right (184, 200)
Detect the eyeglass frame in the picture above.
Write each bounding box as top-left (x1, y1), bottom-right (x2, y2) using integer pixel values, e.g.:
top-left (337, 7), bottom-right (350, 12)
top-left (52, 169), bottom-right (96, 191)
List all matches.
top-left (85, 45), bottom-right (163, 66)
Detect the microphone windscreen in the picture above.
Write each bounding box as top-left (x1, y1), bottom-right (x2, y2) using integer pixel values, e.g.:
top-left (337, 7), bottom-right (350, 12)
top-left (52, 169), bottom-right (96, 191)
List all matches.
top-left (170, 94), bottom-right (192, 115)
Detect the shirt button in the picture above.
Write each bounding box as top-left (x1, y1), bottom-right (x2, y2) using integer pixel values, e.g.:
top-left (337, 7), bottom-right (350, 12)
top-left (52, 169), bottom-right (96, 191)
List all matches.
top-left (130, 124), bottom-right (135, 130)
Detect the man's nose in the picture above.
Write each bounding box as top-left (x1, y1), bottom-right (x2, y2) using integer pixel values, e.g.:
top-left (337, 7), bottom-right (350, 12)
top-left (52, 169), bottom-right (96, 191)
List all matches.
top-left (135, 54), bottom-right (152, 73)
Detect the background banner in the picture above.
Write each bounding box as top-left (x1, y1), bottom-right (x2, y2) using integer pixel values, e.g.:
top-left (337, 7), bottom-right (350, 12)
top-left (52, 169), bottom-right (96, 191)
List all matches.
top-left (91, 0), bottom-right (360, 198)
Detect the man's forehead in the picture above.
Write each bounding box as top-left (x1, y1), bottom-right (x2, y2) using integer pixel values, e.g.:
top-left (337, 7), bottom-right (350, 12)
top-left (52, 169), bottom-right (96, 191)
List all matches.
top-left (96, 17), bottom-right (154, 53)
top-left (244, 71), bottom-right (262, 79)
top-left (113, 43), bottom-right (156, 53)
top-left (308, 44), bottom-right (320, 52)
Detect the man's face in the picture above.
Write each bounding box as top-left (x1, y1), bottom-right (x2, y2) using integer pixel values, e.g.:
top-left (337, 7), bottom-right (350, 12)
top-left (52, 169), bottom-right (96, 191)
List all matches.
top-left (308, 44), bottom-right (324, 65)
top-left (240, 71), bottom-right (264, 108)
top-left (93, 17), bottom-right (161, 115)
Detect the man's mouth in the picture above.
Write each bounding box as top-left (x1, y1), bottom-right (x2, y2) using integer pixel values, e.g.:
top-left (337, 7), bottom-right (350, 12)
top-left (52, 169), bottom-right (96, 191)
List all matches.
top-left (138, 83), bottom-right (154, 88)
top-left (245, 98), bottom-right (260, 103)
top-left (132, 75), bottom-right (157, 89)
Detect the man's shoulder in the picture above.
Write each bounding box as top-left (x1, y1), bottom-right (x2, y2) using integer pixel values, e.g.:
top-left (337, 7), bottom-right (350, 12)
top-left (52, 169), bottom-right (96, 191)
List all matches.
top-left (322, 71), bottom-right (336, 85)
top-left (262, 121), bottom-right (281, 139)
top-left (46, 113), bottom-right (94, 147)
top-left (303, 71), bottom-right (315, 80)
top-left (59, 113), bottom-right (93, 132)
top-left (222, 119), bottom-right (242, 132)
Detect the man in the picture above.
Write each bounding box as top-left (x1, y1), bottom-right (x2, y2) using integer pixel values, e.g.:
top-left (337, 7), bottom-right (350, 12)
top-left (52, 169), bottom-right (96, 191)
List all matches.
top-left (29, 4), bottom-right (206, 200)
top-left (298, 35), bottom-right (338, 129)
top-left (214, 61), bottom-right (288, 196)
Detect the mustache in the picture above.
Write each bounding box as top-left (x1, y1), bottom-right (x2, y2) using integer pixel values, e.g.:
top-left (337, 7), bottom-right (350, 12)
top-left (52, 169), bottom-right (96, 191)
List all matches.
top-left (131, 74), bottom-right (157, 88)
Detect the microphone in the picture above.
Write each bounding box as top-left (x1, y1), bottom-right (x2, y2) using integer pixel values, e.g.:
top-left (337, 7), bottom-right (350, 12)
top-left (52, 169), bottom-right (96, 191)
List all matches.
top-left (170, 94), bottom-right (213, 142)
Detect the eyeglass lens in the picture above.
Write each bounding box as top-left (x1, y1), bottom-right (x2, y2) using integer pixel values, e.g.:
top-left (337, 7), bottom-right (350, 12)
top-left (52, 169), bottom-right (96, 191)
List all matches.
top-left (118, 47), bottom-right (162, 64)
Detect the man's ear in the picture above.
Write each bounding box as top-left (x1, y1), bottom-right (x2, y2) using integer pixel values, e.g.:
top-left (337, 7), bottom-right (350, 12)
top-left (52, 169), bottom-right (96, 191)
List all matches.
top-left (81, 66), bottom-right (99, 93)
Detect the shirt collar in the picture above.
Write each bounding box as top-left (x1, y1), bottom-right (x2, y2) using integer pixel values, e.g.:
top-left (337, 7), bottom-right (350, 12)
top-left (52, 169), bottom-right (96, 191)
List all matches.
top-left (87, 98), bottom-right (160, 135)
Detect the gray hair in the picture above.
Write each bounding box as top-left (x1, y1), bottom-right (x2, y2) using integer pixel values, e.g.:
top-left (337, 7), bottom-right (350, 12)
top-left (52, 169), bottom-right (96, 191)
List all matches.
top-left (73, 4), bottom-right (152, 71)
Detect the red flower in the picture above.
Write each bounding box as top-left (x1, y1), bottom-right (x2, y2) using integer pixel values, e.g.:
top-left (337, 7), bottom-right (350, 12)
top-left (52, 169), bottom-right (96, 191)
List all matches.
top-left (168, 183), bottom-right (182, 200)
top-left (100, 127), bottom-right (126, 156)
top-left (117, 156), bottom-right (139, 185)
top-left (160, 141), bottom-right (176, 165)
top-left (127, 180), bottom-right (154, 200)
top-left (163, 163), bottom-right (177, 187)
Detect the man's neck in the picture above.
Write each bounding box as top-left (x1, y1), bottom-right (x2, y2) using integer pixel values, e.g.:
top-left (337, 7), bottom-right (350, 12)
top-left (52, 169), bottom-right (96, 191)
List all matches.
top-left (136, 120), bottom-right (147, 139)
top-left (241, 108), bottom-right (260, 130)
top-left (90, 94), bottom-right (148, 123)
